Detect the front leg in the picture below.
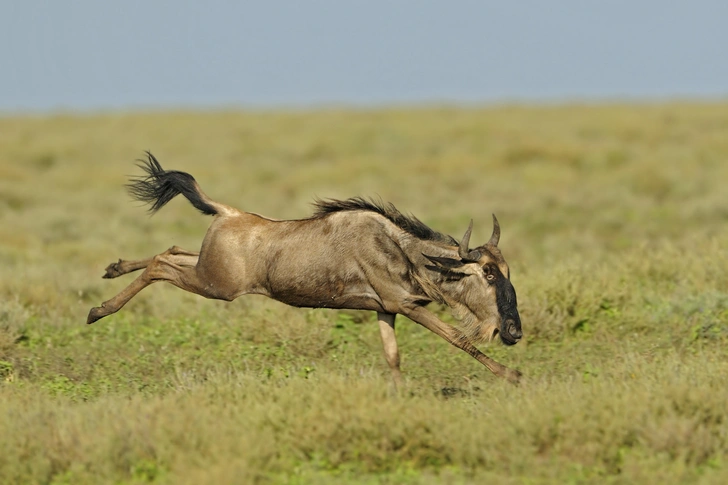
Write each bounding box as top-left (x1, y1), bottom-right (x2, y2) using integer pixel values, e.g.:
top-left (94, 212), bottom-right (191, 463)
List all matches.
top-left (401, 306), bottom-right (521, 384)
top-left (377, 312), bottom-right (402, 389)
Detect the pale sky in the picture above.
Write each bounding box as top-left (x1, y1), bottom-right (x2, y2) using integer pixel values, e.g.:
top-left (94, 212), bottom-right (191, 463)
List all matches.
top-left (2, 1), bottom-right (727, 113)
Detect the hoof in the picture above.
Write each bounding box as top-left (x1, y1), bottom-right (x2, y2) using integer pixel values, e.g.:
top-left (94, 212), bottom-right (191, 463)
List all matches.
top-left (504, 368), bottom-right (523, 385)
top-left (103, 260), bottom-right (123, 279)
top-left (87, 307), bottom-right (105, 324)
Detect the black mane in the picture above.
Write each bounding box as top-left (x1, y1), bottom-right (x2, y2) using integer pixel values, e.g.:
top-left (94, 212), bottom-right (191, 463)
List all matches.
top-left (312, 197), bottom-right (457, 245)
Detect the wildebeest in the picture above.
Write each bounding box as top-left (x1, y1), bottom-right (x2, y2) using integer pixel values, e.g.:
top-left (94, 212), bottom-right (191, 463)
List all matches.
top-left (88, 152), bottom-right (523, 384)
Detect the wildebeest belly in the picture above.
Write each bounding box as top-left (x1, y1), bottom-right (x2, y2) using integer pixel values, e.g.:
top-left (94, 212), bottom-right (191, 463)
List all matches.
top-left (267, 272), bottom-right (386, 312)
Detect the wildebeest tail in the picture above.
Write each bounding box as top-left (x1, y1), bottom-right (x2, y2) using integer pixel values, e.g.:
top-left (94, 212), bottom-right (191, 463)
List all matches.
top-left (127, 151), bottom-right (219, 216)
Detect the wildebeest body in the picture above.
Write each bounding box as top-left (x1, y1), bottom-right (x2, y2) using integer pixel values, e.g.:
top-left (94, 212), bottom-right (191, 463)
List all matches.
top-left (89, 153), bottom-right (524, 385)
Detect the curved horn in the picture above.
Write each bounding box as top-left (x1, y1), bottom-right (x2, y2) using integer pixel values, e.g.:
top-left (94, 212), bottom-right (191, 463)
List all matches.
top-left (458, 219), bottom-right (473, 259)
top-left (488, 213), bottom-right (501, 247)
top-left (459, 220), bottom-right (482, 262)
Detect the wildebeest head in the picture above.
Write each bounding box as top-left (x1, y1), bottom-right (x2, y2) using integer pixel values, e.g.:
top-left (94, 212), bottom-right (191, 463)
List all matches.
top-left (423, 215), bottom-right (522, 345)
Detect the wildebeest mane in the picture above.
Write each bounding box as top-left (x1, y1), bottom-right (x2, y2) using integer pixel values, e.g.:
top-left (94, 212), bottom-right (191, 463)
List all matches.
top-left (312, 197), bottom-right (457, 245)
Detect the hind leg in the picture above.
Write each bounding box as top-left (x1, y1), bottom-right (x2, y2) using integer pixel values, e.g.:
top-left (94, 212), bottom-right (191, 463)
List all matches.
top-left (88, 249), bottom-right (213, 324)
top-left (102, 246), bottom-right (199, 278)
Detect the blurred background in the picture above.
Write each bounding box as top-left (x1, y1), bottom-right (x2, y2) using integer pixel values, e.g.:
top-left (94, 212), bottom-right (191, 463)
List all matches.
top-left (2, 1), bottom-right (727, 112)
top-left (2, 4), bottom-right (728, 483)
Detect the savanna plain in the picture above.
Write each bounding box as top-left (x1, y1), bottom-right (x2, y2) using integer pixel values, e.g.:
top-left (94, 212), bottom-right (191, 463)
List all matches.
top-left (1, 104), bottom-right (727, 484)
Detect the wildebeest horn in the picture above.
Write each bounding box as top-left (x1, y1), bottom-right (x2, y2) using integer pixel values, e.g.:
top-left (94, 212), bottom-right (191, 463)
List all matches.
top-left (459, 220), bottom-right (482, 262)
top-left (488, 214), bottom-right (500, 247)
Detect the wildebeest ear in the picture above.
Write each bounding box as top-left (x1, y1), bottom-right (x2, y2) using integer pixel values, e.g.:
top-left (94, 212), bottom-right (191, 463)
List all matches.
top-left (424, 265), bottom-right (469, 281)
top-left (423, 254), bottom-right (465, 269)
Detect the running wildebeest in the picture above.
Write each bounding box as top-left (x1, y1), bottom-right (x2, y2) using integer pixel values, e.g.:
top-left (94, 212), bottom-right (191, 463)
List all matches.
top-left (88, 153), bottom-right (523, 384)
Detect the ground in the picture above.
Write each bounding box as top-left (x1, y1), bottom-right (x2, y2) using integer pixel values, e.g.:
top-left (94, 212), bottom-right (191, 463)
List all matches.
top-left (1, 104), bottom-right (727, 484)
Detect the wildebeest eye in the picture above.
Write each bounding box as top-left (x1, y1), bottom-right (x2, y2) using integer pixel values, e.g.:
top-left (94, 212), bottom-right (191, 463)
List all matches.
top-left (485, 273), bottom-right (495, 282)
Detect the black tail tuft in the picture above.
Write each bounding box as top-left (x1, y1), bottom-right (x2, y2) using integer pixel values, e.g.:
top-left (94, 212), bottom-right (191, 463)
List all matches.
top-left (126, 151), bottom-right (218, 216)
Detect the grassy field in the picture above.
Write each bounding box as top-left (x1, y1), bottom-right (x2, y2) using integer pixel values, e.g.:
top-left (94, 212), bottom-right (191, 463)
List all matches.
top-left (1, 103), bottom-right (727, 484)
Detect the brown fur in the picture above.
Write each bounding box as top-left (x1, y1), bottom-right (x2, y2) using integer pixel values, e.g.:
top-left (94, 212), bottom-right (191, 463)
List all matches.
top-left (88, 154), bottom-right (522, 385)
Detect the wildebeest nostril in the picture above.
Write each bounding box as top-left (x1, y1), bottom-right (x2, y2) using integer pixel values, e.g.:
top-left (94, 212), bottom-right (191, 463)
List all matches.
top-left (508, 322), bottom-right (522, 340)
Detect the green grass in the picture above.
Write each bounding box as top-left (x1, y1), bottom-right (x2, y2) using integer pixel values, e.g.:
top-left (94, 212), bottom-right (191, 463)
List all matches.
top-left (1, 103), bottom-right (728, 483)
